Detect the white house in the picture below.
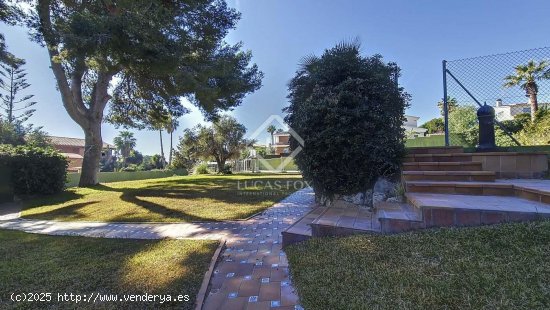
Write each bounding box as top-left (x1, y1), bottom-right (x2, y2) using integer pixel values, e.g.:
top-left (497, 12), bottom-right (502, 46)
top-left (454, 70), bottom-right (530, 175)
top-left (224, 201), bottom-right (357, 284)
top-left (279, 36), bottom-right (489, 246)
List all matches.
top-left (403, 115), bottom-right (428, 138)
top-left (494, 99), bottom-right (549, 121)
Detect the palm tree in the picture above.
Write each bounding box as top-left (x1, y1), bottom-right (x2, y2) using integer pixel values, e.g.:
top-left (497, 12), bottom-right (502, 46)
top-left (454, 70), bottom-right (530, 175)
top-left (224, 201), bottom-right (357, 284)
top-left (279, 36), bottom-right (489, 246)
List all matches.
top-left (165, 115), bottom-right (179, 167)
top-left (504, 60), bottom-right (549, 121)
top-left (437, 96), bottom-right (458, 116)
top-left (266, 124), bottom-right (276, 146)
top-left (113, 131), bottom-right (136, 167)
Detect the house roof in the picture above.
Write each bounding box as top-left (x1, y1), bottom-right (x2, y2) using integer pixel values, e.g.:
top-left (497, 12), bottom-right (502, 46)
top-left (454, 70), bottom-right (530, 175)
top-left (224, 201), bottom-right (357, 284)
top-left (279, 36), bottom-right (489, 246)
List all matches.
top-left (48, 136), bottom-right (114, 149)
top-left (405, 115), bottom-right (420, 120)
top-left (273, 131), bottom-right (290, 136)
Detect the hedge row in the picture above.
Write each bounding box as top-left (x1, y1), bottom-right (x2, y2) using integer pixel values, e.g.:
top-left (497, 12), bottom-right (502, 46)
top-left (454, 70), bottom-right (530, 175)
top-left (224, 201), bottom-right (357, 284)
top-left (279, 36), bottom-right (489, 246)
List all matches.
top-left (0, 145), bottom-right (68, 196)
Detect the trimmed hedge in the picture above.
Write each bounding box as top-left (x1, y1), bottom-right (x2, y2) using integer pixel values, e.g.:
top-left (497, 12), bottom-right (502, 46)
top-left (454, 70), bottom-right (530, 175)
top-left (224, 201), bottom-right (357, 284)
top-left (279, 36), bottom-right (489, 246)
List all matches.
top-left (0, 145), bottom-right (68, 196)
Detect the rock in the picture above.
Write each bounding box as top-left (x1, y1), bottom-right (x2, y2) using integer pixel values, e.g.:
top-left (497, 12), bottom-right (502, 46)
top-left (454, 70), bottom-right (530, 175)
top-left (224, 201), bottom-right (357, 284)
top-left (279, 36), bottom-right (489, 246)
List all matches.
top-left (374, 177), bottom-right (396, 196)
top-left (386, 196), bottom-right (404, 203)
top-left (372, 192), bottom-right (386, 205)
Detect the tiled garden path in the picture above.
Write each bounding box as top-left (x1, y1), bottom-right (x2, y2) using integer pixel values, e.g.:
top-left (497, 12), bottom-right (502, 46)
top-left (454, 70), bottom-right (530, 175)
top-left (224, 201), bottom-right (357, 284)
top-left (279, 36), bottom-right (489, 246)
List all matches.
top-left (0, 188), bottom-right (316, 309)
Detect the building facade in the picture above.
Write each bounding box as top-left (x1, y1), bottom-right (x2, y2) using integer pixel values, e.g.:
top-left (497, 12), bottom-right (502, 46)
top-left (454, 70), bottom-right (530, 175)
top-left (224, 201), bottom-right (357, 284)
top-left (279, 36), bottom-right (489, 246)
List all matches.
top-left (48, 136), bottom-right (115, 172)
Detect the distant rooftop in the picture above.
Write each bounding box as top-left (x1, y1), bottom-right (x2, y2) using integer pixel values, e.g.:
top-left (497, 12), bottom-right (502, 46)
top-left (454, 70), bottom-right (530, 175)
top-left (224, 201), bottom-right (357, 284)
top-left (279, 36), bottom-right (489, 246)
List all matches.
top-left (48, 136), bottom-right (114, 149)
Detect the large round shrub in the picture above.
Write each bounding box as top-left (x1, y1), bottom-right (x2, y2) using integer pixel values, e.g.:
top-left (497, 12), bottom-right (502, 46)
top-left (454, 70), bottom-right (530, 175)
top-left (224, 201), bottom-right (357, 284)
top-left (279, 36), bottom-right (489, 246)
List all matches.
top-left (0, 145), bottom-right (68, 195)
top-left (284, 42), bottom-right (409, 201)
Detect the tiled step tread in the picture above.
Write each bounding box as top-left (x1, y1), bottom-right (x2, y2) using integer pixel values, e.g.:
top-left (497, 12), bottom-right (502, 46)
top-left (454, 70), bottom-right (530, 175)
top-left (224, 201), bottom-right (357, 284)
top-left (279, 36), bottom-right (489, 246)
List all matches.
top-left (403, 161), bottom-right (482, 166)
top-left (311, 207), bottom-right (379, 231)
top-left (406, 180), bottom-right (513, 188)
top-left (407, 192), bottom-right (550, 214)
top-left (402, 161), bottom-right (483, 171)
top-left (403, 171), bottom-right (495, 176)
top-left (283, 207), bottom-right (327, 236)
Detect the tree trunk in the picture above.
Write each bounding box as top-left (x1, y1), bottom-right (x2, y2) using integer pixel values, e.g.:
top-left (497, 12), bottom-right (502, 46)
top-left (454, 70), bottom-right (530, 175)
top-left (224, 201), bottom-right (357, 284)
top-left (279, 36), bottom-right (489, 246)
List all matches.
top-left (168, 130), bottom-right (173, 167)
top-left (529, 92), bottom-right (538, 122)
top-left (159, 130), bottom-right (165, 169)
top-left (216, 159), bottom-right (225, 173)
top-left (79, 121), bottom-right (103, 187)
top-left (38, 2), bottom-right (115, 187)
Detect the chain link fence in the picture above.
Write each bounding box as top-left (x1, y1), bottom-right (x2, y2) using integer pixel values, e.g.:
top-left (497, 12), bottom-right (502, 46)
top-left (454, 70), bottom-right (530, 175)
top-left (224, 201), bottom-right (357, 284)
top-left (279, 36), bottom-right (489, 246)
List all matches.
top-left (443, 47), bottom-right (550, 149)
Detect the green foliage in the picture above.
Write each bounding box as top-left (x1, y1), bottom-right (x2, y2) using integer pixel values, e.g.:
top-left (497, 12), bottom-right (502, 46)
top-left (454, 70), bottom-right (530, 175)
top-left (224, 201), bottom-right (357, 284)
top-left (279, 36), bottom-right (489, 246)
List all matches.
top-left (500, 113), bottom-right (530, 134)
top-left (437, 96), bottom-right (458, 116)
top-left (0, 119), bottom-right (50, 147)
top-left (139, 154), bottom-right (165, 171)
top-left (0, 118), bottom-right (23, 145)
top-left (221, 163), bottom-right (233, 174)
top-left (113, 131), bottom-right (136, 166)
top-left (99, 155), bottom-right (116, 172)
top-left (419, 117), bottom-right (444, 134)
top-left (448, 105), bottom-right (478, 147)
top-left (0, 144), bottom-right (68, 195)
top-left (126, 150), bottom-right (143, 165)
top-left (193, 162), bottom-right (210, 175)
top-left (285, 41), bottom-right (409, 200)
top-left (516, 108), bottom-right (550, 145)
top-left (180, 115), bottom-right (249, 172)
top-left (24, 127), bottom-right (51, 148)
top-left (255, 146), bottom-right (267, 157)
top-left (172, 129), bottom-right (201, 170)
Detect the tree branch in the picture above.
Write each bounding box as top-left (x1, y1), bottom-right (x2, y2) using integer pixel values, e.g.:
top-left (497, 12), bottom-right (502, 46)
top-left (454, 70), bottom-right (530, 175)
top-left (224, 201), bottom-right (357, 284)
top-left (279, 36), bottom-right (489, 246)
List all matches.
top-left (38, 0), bottom-right (88, 125)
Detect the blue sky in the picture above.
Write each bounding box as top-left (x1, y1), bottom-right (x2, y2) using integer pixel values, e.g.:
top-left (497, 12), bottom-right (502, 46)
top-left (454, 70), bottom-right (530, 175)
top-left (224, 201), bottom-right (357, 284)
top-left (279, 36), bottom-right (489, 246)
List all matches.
top-left (1, 0), bottom-right (550, 155)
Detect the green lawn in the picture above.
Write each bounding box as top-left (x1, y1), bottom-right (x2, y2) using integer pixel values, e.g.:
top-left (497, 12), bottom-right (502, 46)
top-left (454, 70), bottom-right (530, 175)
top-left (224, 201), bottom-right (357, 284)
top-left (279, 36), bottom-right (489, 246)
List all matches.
top-left (405, 135), bottom-right (445, 147)
top-left (258, 157), bottom-right (298, 171)
top-left (0, 229), bottom-right (217, 309)
top-left (22, 173), bottom-right (305, 222)
top-left (286, 221), bottom-right (550, 310)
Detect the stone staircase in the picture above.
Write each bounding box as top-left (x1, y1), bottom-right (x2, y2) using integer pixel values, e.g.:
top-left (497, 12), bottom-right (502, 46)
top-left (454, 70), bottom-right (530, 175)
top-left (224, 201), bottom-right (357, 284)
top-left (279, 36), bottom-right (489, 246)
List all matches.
top-left (282, 146), bottom-right (550, 247)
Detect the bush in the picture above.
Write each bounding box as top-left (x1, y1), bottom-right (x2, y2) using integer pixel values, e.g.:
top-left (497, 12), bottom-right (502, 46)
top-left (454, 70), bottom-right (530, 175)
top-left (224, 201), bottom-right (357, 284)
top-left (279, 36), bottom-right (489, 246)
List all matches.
top-left (285, 41), bottom-right (409, 200)
top-left (193, 163), bottom-right (210, 175)
top-left (0, 145), bottom-right (68, 195)
top-left (448, 105), bottom-right (478, 147)
top-left (221, 163), bottom-right (233, 174)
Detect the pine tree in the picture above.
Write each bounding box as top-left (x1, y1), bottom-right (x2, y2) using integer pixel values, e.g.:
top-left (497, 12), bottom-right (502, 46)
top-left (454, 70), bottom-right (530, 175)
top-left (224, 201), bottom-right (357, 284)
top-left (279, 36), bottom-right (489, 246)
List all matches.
top-left (0, 57), bottom-right (36, 124)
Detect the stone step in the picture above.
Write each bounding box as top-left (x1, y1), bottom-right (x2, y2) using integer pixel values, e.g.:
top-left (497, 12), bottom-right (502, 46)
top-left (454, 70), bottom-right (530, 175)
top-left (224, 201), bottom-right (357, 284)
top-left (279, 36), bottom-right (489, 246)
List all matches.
top-left (405, 180), bottom-right (550, 204)
top-left (404, 153), bottom-right (473, 163)
top-left (407, 146), bottom-right (464, 155)
top-left (402, 171), bottom-right (496, 182)
top-left (402, 161), bottom-right (483, 172)
top-left (281, 207), bottom-right (325, 247)
top-left (407, 192), bottom-right (550, 227)
top-left (309, 207), bottom-right (380, 237)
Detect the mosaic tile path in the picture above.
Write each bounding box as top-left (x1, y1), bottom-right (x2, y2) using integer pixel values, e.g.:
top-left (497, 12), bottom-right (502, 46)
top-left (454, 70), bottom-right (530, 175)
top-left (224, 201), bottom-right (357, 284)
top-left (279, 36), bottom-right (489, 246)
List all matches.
top-left (202, 188), bottom-right (314, 310)
top-left (0, 188), bottom-right (316, 309)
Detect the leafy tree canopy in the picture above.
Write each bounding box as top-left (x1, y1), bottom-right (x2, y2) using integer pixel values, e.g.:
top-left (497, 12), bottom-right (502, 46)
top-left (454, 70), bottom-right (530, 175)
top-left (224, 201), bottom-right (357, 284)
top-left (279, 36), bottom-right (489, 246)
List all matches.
top-left (420, 117), bottom-right (444, 134)
top-left (285, 40), bottom-right (409, 201)
top-left (179, 115), bottom-right (249, 172)
top-left (20, 0), bottom-right (263, 186)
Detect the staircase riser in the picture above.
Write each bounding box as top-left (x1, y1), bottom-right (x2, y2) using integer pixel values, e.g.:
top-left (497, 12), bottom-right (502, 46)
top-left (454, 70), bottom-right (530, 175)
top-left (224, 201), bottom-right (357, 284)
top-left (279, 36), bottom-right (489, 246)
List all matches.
top-left (407, 147), bottom-right (464, 155)
top-left (402, 164), bottom-right (482, 171)
top-left (281, 231), bottom-right (311, 248)
top-left (403, 175), bottom-right (495, 182)
top-left (405, 156), bottom-right (473, 163)
top-left (380, 209), bottom-right (550, 234)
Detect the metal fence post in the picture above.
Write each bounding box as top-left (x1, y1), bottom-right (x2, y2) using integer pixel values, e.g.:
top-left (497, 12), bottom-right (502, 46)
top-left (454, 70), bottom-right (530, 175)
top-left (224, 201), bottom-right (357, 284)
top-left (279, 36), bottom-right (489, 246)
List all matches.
top-left (442, 60), bottom-right (449, 146)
